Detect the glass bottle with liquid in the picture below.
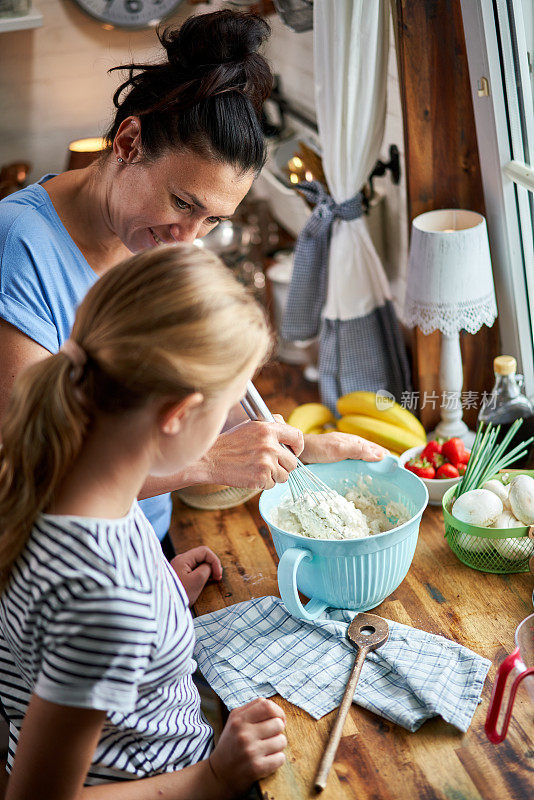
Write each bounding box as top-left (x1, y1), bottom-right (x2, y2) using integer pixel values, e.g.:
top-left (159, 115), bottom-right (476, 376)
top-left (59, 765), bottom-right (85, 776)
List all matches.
top-left (478, 355), bottom-right (534, 468)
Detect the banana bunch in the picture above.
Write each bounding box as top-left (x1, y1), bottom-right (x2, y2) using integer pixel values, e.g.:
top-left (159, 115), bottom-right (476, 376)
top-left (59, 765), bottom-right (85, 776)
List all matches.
top-left (286, 393), bottom-right (427, 455)
top-left (287, 403), bottom-right (336, 435)
top-left (337, 391), bottom-right (426, 454)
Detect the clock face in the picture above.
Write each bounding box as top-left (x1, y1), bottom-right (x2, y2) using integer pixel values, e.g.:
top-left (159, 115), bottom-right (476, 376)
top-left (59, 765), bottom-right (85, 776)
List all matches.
top-left (72, 0), bottom-right (185, 30)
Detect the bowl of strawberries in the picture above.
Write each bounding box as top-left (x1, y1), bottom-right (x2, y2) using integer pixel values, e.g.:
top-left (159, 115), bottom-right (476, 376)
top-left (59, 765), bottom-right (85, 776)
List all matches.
top-left (399, 437), bottom-right (470, 506)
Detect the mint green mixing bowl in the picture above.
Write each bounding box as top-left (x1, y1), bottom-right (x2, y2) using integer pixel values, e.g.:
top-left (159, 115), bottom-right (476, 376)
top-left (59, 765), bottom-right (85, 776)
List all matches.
top-left (259, 457), bottom-right (428, 620)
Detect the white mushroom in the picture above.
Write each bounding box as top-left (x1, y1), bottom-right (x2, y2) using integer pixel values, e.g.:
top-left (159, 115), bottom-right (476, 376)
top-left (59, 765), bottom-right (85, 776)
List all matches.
top-left (491, 511), bottom-right (524, 529)
top-left (493, 533), bottom-right (534, 562)
top-left (455, 531), bottom-right (493, 553)
top-left (452, 489), bottom-right (503, 527)
top-left (508, 475), bottom-right (534, 525)
top-left (482, 479), bottom-right (511, 511)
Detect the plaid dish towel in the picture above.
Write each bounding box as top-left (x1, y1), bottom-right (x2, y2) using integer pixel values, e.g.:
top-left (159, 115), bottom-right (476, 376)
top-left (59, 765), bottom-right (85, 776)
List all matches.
top-left (193, 596), bottom-right (491, 733)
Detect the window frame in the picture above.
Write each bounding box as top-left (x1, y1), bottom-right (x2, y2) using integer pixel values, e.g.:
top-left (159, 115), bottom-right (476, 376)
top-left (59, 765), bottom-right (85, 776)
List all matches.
top-left (461, 0), bottom-right (534, 395)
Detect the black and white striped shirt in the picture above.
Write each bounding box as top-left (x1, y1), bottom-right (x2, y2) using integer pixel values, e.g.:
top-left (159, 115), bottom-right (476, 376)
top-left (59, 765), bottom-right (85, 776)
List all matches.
top-left (0, 502), bottom-right (213, 784)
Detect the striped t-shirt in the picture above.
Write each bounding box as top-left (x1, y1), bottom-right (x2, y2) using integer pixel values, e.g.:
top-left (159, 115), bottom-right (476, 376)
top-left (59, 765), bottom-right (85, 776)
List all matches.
top-left (0, 502), bottom-right (213, 784)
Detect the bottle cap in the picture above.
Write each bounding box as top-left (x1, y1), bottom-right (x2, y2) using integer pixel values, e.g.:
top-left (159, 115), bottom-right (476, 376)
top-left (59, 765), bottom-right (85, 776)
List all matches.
top-left (494, 355), bottom-right (517, 375)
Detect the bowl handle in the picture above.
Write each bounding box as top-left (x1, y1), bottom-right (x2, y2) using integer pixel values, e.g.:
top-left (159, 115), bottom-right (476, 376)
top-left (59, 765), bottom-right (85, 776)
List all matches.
top-left (277, 547), bottom-right (328, 621)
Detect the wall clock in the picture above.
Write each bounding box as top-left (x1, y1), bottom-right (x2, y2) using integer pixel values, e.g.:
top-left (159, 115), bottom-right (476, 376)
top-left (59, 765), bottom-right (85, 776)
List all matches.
top-left (70, 0), bottom-right (186, 30)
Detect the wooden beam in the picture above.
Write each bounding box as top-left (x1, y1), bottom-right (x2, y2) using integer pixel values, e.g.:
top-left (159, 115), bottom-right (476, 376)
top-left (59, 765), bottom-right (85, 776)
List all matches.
top-left (394, 0), bottom-right (499, 431)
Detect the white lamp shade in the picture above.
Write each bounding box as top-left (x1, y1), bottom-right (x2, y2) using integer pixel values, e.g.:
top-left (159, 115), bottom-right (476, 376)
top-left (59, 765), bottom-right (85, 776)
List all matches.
top-left (403, 209), bottom-right (498, 336)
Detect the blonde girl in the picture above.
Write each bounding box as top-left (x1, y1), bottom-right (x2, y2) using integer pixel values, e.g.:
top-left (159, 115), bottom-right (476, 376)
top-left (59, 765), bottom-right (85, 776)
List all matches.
top-left (0, 244), bottom-right (286, 800)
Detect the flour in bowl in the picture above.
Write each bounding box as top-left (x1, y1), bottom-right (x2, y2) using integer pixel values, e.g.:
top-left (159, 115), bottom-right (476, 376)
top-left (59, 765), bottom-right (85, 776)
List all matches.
top-left (272, 480), bottom-right (410, 540)
top-left (273, 491), bottom-right (370, 540)
top-left (345, 483), bottom-right (410, 535)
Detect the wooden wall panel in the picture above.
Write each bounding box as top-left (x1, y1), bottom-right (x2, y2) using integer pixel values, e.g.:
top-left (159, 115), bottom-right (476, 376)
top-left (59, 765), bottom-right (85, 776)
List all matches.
top-left (394, 0), bottom-right (500, 431)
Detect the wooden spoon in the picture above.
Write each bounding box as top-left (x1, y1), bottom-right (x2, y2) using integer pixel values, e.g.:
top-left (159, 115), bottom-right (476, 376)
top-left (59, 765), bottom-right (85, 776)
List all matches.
top-left (314, 612), bottom-right (389, 792)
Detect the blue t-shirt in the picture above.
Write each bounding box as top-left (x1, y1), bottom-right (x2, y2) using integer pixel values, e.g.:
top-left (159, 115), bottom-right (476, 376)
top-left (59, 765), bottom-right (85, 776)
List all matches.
top-left (0, 177), bottom-right (172, 540)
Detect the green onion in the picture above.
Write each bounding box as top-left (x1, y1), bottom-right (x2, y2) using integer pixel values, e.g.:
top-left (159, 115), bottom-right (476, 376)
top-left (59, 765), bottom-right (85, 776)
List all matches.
top-left (454, 419), bottom-right (534, 499)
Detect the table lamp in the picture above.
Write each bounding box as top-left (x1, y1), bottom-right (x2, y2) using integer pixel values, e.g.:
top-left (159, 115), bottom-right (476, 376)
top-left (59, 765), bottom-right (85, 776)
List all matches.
top-left (404, 209), bottom-right (498, 447)
top-left (66, 137), bottom-right (107, 171)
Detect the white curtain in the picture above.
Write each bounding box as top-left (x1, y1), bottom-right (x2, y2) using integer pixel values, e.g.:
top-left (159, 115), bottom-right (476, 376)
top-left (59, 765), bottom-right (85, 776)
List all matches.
top-left (282, 0), bottom-right (411, 408)
top-left (314, 0), bottom-right (392, 321)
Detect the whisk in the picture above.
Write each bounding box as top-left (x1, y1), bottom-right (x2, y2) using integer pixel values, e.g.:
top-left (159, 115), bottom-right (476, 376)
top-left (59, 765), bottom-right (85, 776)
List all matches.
top-left (242, 382), bottom-right (339, 503)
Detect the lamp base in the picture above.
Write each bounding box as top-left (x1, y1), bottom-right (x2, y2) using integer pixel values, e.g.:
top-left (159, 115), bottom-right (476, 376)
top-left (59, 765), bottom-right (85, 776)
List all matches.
top-left (429, 331), bottom-right (477, 449)
top-left (429, 423), bottom-right (476, 449)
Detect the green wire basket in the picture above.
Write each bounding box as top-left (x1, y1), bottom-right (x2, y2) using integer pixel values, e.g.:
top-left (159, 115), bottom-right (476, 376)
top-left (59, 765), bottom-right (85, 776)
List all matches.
top-left (442, 473), bottom-right (534, 574)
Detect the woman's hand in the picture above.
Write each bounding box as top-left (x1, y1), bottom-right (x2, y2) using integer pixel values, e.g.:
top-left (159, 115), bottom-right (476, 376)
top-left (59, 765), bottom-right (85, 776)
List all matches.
top-left (199, 417), bottom-right (304, 490)
top-left (171, 547), bottom-right (222, 606)
top-left (209, 698), bottom-right (286, 797)
top-left (301, 431), bottom-right (388, 464)
top-left (141, 420), bottom-right (385, 501)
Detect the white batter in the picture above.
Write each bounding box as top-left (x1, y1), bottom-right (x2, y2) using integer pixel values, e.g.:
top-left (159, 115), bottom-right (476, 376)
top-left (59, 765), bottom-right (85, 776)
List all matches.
top-left (272, 480), bottom-right (410, 540)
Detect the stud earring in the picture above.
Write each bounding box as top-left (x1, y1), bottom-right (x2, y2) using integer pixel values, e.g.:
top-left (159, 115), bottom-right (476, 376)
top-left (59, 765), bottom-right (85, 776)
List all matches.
top-left (117, 157), bottom-right (124, 163)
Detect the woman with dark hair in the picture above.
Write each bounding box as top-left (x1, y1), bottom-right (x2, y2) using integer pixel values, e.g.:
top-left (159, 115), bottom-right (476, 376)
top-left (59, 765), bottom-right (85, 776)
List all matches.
top-left (0, 10), bottom-right (385, 568)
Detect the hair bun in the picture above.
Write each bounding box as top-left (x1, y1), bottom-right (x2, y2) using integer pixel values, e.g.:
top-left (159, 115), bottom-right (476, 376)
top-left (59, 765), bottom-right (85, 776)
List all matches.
top-left (106, 9), bottom-right (272, 173)
top-left (158, 10), bottom-right (272, 111)
top-left (161, 10), bottom-right (269, 69)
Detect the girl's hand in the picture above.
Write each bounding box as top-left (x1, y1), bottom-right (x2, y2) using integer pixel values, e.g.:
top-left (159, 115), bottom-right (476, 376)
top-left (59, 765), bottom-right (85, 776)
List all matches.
top-left (171, 547), bottom-right (222, 606)
top-left (302, 431), bottom-right (387, 463)
top-left (209, 698), bottom-right (286, 797)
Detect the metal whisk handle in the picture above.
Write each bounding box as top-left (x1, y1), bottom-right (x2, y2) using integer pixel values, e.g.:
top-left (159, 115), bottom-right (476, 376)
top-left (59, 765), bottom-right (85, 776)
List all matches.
top-left (242, 381), bottom-right (276, 424)
top-left (241, 382), bottom-right (336, 501)
top-left (241, 381), bottom-right (301, 463)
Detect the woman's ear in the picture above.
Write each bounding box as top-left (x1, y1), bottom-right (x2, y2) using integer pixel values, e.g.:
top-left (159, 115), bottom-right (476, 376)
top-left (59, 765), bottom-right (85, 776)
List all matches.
top-left (159, 393), bottom-right (204, 436)
top-left (114, 117), bottom-right (142, 164)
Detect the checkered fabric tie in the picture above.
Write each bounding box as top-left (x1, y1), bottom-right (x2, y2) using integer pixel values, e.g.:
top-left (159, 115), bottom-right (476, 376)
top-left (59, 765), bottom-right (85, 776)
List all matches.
top-left (281, 180), bottom-right (364, 342)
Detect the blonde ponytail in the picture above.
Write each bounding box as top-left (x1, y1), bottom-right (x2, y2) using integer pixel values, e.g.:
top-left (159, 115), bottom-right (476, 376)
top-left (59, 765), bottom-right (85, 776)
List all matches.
top-left (0, 354), bottom-right (90, 588)
top-left (0, 244), bottom-right (270, 589)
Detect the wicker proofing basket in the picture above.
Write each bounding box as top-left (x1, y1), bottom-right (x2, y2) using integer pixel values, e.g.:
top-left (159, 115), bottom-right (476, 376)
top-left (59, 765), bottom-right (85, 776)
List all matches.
top-left (175, 484), bottom-right (260, 511)
top-left (442, 475), bottom-right (534, 574)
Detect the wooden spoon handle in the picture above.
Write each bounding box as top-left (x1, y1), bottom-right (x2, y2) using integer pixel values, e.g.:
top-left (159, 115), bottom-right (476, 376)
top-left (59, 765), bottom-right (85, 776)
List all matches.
top-left (314, 646), bottom-right (369, 792)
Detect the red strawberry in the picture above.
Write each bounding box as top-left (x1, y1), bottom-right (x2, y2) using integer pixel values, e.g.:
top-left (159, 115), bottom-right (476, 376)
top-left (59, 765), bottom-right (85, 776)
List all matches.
top-left (430, 452), bottom-right (446, 469)
top-left (441, 437), bottom-right (469, 467)
top-left (421, 440), bottom-right (442, 462)
top-left (421, 441), bottom-right (445, 467)
top-left (404, 458), bottom-right (436, 480)
top-left (436, 463), bottom-right (460, 479)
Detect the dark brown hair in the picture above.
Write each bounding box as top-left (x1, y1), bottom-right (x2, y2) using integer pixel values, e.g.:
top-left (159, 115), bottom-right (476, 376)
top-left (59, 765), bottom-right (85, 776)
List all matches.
top-left (105, 10), bottom-right (272, 174)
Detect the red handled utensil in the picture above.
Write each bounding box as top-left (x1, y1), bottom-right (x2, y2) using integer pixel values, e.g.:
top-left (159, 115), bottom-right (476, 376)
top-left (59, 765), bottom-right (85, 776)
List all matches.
top-left (485, 612), bottom-right (534, 743)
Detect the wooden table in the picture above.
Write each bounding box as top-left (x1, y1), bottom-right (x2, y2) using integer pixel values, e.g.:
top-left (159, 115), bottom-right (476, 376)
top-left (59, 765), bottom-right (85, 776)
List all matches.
top-left (169, 365), bottom-right (533, 800)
